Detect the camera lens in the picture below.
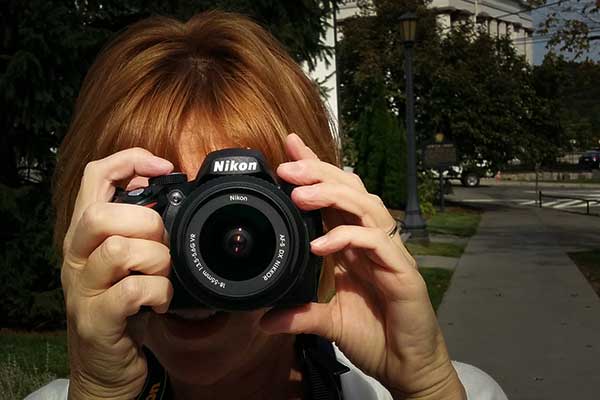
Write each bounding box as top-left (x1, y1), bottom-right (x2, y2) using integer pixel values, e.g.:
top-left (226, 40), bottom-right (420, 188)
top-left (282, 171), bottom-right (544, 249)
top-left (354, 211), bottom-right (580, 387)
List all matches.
top-left (170, 172), bottom-right (319, 310)
top-left (223, 227), bottom-right (252, 258)
top-left (199, 204), bottom-right (275, 281)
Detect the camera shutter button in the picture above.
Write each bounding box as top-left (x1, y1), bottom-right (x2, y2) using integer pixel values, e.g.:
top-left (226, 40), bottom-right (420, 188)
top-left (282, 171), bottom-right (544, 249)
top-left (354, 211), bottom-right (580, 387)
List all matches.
top-left (127, 188), bottom-right (146, 197)
top-left (149, 173), bottom-right (188, 186)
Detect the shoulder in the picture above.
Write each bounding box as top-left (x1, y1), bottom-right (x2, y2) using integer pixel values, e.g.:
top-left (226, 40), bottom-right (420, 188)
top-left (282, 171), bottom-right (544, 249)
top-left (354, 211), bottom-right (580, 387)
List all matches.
top-left (334, 346), bottom-right (508, 400)
top-left (451, 361), bottom-right (509, 400)
top-left (24, 378), bottom-right (69, 400)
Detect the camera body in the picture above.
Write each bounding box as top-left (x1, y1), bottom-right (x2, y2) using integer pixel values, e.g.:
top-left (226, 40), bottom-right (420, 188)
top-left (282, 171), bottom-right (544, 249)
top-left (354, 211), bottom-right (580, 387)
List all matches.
top-left (113, 148), bottom-right (323, 311)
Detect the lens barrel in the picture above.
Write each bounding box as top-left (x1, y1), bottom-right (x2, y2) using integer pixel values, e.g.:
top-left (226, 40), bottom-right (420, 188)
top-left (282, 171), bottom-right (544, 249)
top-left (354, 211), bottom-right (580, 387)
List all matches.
top-left (169, 176), bottom-right (310, 310)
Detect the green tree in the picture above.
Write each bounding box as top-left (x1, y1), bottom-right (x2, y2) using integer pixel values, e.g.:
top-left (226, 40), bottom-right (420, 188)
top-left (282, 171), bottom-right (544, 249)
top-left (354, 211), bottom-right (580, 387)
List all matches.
top-left (352, 84), bottom-right (407, 208)
top-left (536, 0), bottom-right (600, 59)
top-left (339, 2), bottom-right (565, 172)
top-left (418, 27), bottom-right (565, 168)
top-left (0, 0), bottom-right (339, 329)
top-left (534, 55), bottom-right (600, 150)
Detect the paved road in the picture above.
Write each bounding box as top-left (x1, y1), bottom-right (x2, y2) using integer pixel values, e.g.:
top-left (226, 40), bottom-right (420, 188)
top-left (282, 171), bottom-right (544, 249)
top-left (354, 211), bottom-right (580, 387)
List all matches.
top-left (450, 181), bottom-right (600, 215)
top-left (437, 183), bottom-right (600, 400)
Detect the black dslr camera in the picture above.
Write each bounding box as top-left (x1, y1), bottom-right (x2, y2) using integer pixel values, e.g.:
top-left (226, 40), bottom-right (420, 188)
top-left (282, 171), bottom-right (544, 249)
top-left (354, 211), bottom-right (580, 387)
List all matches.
top-left (113, 149), bottom-right (323, 311)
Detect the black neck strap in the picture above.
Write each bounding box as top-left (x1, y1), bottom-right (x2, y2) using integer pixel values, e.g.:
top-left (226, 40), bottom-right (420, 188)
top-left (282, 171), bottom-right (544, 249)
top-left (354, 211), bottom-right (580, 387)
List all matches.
top-left (295, 334), bottom-right (350, 400)
top-left (136, 334), bottom-right (349, 400)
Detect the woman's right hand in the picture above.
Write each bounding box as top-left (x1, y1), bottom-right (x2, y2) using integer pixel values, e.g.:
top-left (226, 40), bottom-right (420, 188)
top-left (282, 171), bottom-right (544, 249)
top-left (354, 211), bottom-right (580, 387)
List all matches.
top-left (61, 148), bottom-right (175, 399)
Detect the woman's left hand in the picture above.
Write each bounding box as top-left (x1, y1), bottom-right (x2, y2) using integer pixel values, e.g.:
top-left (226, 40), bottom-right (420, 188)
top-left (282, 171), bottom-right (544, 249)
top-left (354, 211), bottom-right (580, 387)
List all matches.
top-left (261, 134), bottom-right (465, 400)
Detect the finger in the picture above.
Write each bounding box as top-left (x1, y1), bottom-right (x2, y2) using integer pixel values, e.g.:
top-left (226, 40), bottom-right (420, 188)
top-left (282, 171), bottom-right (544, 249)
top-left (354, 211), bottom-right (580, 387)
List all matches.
top-left (71, 148), bottom-right (173, 228)
top-left (310, 225), bottom-right (416, 272)
top-left (292, 183), bottom-right (393, 228)
top-left (285, 133), bottom-right (320, 161)
top-left (277, 159), bottom-right (366, 192)
top-left (125, 176), bottom-right (150, 191)
top-left (70, 202), bottom-right (166, 260)
top-left (83, 236), bottom-right (171, 290)
top-left (260, 302), bottom-right (337, 342)
top-left (97, 275), bottom-right (173, 325)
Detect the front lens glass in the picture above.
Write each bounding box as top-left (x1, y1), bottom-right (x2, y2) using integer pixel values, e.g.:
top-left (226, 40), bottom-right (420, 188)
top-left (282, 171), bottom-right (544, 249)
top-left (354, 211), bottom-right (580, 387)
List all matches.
top-left (199, 204), bottom-right (276, 281)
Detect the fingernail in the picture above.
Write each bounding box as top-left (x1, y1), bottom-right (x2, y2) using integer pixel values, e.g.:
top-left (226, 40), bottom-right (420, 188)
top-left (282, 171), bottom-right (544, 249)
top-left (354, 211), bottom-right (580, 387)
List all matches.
top-left (154, 157), bottom-right (173, 170)
top-left (278, 162), bottom-right (294, 172)
top-left (298, 186), bottom-right (317, 197)
top-left (311, 236), bottom-right (328, 247)
top-left (290, 133), bottom-right (305, 145)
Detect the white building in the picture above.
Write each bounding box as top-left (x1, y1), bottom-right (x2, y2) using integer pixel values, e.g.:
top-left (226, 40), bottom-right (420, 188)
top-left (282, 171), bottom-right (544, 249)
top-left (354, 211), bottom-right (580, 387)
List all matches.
top-left (309, 0), bottom-right (534, 128)
top-left (432, 0), bottom-right (534, 62)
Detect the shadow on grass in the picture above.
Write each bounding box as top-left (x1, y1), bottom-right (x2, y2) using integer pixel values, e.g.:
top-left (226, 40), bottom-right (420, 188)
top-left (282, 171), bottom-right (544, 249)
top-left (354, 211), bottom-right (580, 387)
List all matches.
top-left (420, 268), bottom-right (453, 311)
top-left (568, 249), bottom-right (600, 297)
top-left (406, 242), bottom-right (465, 258)
top-left (427, 207), bottom-right (482, 237)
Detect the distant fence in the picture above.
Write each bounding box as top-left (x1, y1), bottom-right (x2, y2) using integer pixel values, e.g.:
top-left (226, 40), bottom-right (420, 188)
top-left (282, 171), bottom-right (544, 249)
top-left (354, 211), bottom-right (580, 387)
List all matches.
top-left (538, 191), bottom-right (600, 215)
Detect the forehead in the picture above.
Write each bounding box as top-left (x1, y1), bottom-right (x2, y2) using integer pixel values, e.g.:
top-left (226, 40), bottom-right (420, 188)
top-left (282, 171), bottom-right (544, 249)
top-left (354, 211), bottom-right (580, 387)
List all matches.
top-left (176, 118), bottom-right (238, 180)
top-left (172, 109), bottom-right (288, 182)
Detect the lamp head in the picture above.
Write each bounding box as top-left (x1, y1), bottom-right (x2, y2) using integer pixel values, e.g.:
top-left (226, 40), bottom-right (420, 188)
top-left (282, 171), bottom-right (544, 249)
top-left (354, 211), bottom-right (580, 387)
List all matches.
top-left (399, 12), bottom-right (417, 43)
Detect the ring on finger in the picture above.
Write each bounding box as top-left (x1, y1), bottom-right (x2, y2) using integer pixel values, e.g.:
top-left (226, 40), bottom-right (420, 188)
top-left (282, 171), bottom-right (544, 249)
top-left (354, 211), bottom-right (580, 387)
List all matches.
top-left (387, 220), bottom-right (400, 238)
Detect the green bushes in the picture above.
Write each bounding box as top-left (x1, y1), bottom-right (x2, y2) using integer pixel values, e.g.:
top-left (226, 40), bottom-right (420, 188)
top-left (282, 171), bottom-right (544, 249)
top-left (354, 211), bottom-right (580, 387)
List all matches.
top-left (0, 184), bottom-right (64, 329)
top-left (345, 87), bottom-right (439, 215)
top-left (350, 92), bottom-right (408, 209)
top-left (417, 171), bottom-right (437, 217)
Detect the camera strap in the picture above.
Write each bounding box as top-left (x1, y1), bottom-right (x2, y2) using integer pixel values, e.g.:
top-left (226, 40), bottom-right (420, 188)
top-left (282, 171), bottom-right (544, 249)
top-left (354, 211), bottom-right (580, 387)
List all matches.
top-left (136, 348), bottom-right (169, 400)
top-left (136, 334), bottom-right (349, 400)
top-left (295, 334), bottom-right (350, 400)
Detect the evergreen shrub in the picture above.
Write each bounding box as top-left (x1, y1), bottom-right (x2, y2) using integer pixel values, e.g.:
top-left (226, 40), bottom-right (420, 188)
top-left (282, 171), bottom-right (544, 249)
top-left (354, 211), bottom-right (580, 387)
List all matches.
top-left (351, 94), bottom-right (408, 209)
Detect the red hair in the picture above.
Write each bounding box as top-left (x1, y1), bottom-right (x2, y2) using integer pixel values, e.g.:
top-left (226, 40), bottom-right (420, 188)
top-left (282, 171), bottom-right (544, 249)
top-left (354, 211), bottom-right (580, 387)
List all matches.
top-left (53, 11), bottom-right (339, 299)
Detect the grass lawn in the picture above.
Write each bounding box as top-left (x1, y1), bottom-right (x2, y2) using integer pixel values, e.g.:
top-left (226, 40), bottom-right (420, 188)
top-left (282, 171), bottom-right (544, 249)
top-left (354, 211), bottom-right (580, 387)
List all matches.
top-left (426, 207), bottom-right (482, 237)
top-left (0, 330), bottom-right (68, 400)
top-left (390, 206), bottom-right (482, 238)
top-left (407, 207), bottom-right (481, 311)
top-left (419, 267), bottom-right (453, 311)
top-left (568, 249), bottom-right (600, 297)
top-left (405, 242), bottom-right (465, 258)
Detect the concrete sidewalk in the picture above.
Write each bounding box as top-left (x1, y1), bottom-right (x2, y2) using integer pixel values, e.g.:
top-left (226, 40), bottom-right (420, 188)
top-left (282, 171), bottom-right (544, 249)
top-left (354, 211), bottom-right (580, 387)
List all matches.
top-left (437, 207), bottom-right (600, 400)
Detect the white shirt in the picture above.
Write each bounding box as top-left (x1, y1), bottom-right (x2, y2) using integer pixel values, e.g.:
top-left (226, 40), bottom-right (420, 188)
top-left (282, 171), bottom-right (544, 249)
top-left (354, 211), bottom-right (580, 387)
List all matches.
top-left (334, 347), bottom-right (508, 400)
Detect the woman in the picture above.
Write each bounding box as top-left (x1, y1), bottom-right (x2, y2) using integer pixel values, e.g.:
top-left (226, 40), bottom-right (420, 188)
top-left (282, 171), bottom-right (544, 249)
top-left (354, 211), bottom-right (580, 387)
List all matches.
top-left (29, 11), bottom-right (506, 400)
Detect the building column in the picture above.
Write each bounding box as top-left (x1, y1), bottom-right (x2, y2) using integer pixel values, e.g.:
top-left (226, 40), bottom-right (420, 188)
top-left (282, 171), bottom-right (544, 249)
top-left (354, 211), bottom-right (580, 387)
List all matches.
top-left (516, 27), bottom-right (526, 57)
top-left (489, 19), bottom-right (498, 37)
top-left (498, 21), bottom-right (506, 36)
top-left (526, 30), bottom-right (534, 64)
top-left (507, 24), bottom-right (515, 41)
top-left (437, 13), bottom-right (451, 36)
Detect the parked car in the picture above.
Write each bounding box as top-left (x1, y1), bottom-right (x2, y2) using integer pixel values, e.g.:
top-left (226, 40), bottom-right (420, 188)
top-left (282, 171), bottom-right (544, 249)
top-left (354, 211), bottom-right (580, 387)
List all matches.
top-left (431, 161), bottom-right (494, 187)
top-left (578, 150), bottom-right (600, 170)
top-left (445, 166), bottom-right (482, 187)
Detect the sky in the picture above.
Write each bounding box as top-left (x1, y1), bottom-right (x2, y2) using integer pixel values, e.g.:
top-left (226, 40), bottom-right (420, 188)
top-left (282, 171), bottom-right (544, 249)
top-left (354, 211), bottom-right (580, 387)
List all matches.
top-left (532, 6), bottom-right (600, 64)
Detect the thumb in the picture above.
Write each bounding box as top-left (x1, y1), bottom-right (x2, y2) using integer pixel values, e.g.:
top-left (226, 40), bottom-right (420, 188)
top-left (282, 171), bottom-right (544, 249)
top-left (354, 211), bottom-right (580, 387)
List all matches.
top-left (260, 302), bottom-right (337, 342)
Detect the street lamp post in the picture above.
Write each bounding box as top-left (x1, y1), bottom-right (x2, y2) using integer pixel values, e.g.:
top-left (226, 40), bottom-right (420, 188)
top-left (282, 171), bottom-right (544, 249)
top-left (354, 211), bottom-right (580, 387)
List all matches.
top-left (399, 12), bottom-right (428, 239)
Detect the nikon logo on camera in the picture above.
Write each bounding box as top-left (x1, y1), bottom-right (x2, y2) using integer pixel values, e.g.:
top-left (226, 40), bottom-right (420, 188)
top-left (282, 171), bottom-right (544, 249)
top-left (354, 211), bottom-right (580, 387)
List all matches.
top-left (212, 157), bottom-right (258, 174)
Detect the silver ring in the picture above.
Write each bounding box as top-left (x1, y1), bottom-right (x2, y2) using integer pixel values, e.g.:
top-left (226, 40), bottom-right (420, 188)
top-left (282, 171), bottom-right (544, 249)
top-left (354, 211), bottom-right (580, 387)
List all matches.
top-left (387, 220), bottom-right (400, 238)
